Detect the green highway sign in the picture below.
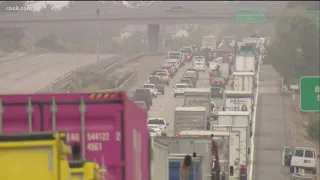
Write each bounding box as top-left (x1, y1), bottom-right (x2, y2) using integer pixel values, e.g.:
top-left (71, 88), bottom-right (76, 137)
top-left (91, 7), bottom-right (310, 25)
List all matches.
top-left (236, 9), bottom-right (267, 23)
top-left (307, 11), bottom-right (320, 25)
top-left (300, 76), bottom-right (320, 112)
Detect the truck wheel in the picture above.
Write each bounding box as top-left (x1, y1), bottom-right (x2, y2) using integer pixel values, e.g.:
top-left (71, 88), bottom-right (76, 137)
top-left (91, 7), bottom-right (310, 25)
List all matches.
top-left (248, 148), bottom-right (251, 154)
top-left (174, 94), bottom-right (176, 98)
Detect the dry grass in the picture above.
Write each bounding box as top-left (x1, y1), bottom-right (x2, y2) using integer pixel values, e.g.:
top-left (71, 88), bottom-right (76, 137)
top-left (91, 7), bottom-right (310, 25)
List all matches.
top-left (284, 95), bottom-right (319, 151)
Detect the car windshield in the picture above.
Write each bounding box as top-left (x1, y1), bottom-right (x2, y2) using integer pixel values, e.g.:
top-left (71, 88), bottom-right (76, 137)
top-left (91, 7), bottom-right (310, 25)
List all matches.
top-left (180, 50), bottom-right (190, 54)
top-left (156, 72), bottom-right (167, 76)
top-left (169, 55), bottom-right (180, 59)
top-left (213, 78), bottom-right (224, 81)
top-left (148, 76), bottom-right (160, 80)
top-left (169, 53), bottom-right (180, 56)
top-left (135, 101), bottom-right (145, 106)
top-left (148, 119), bottom-right (165, 124)
top-left (184, 72), bottom-right (195, 77)
top-left (143, 85), bottom-right (154, 89)
top-left (176, 84), bottom-right (188, 88)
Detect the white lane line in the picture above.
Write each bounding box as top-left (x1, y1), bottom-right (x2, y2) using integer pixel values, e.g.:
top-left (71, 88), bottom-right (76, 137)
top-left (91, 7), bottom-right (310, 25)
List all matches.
top-left (249, 55), bottom-right (262, 180)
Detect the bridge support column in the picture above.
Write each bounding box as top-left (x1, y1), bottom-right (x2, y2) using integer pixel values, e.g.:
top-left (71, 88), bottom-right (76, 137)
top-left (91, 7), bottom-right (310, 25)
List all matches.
top-left (148, 24), bottom-right (160, 52)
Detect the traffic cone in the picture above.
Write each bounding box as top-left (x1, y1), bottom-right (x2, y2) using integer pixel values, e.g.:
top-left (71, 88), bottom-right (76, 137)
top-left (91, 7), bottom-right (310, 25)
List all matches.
top-left (293, 105), bottom-right (297, 111)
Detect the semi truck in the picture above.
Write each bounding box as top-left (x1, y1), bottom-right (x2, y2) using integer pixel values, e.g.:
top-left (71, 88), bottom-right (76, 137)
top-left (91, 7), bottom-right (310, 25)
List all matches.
top-left (202, 36), bottom-right (216, 50)
top-left (176, 130), bottom-right (241, 180)
top-left (224, 90), bottom-right (254, 115)
top-left (0, 92), bottom-right (149, 180)
top-left (168, 154), bottom-right (203, 180)
top-left (211, 125), bottom-right (250, 179)
top-left (0, 132), bottom-right (72, 180)
top-left (174, 107), bottom-right (207, 134)
top-left (184, 88), bottom-right (212, 118)
top-left (232, 71), bottom-right (255, 92)
top-left (235, 55), bottom-right (255, 72)
top-left (217, 111), bottom-right (252, 137)
top-left (156, 136), bottom-right (213, 180)
top-left (151, 137), bottom-right (169, 180)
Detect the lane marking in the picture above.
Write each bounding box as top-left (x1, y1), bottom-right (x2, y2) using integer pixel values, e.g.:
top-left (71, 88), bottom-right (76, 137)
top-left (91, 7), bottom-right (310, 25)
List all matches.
top-left (249, 55), bottom-right (261, 180)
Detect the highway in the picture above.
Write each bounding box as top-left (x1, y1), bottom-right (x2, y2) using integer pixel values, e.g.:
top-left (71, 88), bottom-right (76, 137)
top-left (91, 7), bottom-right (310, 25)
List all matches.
top-left (0, 53), bottom-right (116, 93)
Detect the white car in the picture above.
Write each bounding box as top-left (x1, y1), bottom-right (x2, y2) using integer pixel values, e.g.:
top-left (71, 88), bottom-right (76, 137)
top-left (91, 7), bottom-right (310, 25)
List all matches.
top-left (148, 118), bottom-right (169, 136)
top-left (147, 124), bottom-right (162, 136)
top-left (142, 84), bottom-right (158, 97)
top-left (193, 61), bottom-right (206, 71)
top-left (193, 56), bottom-right (205, 63)
top-left (174, 83), bottom-right (188, 97)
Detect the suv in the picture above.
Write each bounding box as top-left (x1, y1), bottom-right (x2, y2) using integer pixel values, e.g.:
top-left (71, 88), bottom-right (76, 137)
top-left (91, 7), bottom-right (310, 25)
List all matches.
top-left (147, 118), bottom-right (169, 136)
top-left (132, 89), bottom-right (152, 110)
top-left (149, 79), bottom-right (165, 94)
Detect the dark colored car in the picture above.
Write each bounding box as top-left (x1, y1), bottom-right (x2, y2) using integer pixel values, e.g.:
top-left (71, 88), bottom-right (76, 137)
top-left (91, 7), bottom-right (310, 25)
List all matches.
top-left (211, 87), bottom-right (224, 99)
top-left (185, 69), bottom-right (199, 79)
top-left (133, 89), bottom-right (152, 110)
top-left (183, 71), bottom-right (197, 86)
top-left (149, 79), bottom-right (165, 94)
top-left (210, 77), bottom-right (227, 89)
top-left (209, 69), bottom-right (222, 80)
top-left (180, 48), bottom-right (192, 62)
top-left (179, 78), bottom-right (194, 88)
top-left (135, 101), bottom-right (148, 111)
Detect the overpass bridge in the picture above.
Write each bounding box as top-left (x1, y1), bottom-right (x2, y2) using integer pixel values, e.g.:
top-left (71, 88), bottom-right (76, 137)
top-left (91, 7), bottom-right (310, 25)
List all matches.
top-left (0, 11), bottom-right (280, 51)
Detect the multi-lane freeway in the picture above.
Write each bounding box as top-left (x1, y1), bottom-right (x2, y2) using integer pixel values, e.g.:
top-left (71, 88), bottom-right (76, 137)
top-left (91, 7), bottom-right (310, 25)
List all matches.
top-left (119, 55), bottom-right (319, 180)
top-left (0, 53), bottom-right (116, 93)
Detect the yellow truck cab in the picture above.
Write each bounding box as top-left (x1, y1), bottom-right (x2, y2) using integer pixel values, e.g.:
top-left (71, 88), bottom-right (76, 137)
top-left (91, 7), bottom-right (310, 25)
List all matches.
top-left (69, 160), bottom-right (101, 180)
top-left (0, 132), bottom-right (71, 180)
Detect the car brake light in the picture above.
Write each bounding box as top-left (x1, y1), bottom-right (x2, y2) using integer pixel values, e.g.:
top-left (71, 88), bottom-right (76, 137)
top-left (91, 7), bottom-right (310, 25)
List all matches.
top-left (222, 81), bottom-right (225, 84)
top-left (210, 72), bottom-right (212, 75)
top-left (194, 76), bottom-right (197, 79)
top-left (211, 80), bottom-right (214, 84)
top-left (188, 56), bottom-right (190, 58)
top-left (166, 76), bottom-right (169, 80)
top-left (205, 120), bottom-right (209, 124)
top-left (161, 85), bottom-right (164, 88)
top-left (240, 165), bottom-right (246, 169)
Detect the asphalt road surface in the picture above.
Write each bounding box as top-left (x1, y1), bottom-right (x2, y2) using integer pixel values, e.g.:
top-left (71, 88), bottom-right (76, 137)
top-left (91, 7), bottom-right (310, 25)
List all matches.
top-left (0, 53), bottom-right (116, 93)
top-left (253, 64), bottom-right (293, 180)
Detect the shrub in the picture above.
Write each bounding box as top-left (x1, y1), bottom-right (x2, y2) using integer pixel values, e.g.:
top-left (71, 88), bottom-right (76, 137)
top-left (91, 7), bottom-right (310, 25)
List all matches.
top-left (307, 114), bottom-right (320, 139)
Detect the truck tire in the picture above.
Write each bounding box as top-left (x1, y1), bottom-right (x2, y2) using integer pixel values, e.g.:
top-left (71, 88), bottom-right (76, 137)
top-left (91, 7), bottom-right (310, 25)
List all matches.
top-left (174, 94), bottom-right (176, 98)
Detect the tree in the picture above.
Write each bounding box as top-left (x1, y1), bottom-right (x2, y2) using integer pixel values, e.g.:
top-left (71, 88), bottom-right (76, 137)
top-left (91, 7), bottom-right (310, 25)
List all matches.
top-left (264, 8), bottom-right (319, 85)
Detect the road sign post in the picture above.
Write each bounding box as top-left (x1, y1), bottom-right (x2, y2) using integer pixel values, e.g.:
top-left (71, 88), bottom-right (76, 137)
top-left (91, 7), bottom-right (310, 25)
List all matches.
top-left (236, 9), bottom-right (267, 23)
top-left (307, 11), bottom-right (320, 25)
top-left (300, 76), bottom-right (320, 112)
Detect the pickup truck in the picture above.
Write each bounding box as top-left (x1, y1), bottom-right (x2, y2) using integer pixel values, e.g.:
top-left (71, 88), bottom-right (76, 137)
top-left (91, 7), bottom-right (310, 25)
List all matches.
top-left (0, 92), bottom-right (149, 180)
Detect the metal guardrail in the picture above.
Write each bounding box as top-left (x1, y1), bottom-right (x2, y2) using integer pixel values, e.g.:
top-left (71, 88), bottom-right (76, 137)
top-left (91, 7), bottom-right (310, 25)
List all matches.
top-left (74, 52), bottom-right (165, 93)
top-left (35, 54), bottom-right (126, 93)
top-left (36, 52), bottom-right (164, 93)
